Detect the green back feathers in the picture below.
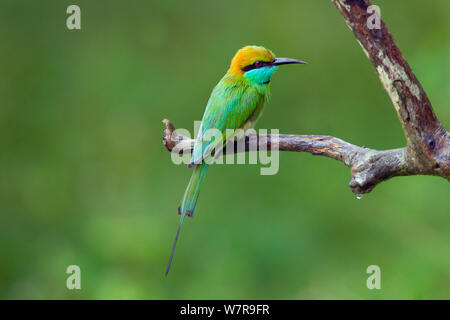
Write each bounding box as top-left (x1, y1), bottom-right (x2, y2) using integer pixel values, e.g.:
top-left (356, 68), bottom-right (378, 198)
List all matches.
top-left (190, 74), bottom-right (269, 165)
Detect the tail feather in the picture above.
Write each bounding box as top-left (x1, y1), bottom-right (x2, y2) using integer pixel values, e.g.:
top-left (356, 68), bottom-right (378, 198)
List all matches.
top-left (165, 210), bottom-right (183, 276)
top-left (165, 164), bottom-right (209, 276)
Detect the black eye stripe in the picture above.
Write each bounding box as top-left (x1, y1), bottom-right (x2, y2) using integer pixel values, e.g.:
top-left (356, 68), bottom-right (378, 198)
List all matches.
top-left (242, 60), bottom-right (272, 72)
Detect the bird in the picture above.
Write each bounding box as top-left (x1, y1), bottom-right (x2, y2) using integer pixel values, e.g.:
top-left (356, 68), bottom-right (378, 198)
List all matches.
top-left (166, 45), bottom-right (306, 275)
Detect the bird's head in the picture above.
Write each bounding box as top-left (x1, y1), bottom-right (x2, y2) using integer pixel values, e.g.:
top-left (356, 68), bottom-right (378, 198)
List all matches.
top-left (227, 45), bottom-right (306, 85)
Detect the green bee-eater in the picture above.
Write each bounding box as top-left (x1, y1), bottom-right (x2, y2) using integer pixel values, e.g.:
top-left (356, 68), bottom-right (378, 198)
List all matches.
top-left (166, 45), bottom-right (306, 275)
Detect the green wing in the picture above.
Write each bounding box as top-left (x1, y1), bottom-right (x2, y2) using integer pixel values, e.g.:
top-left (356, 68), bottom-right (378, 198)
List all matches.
top-left (190, 76), bottom-right (267, 165)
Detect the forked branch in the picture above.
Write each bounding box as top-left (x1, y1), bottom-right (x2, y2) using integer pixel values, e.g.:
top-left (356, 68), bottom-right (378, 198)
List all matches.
top-left (331, 0), bottom-right (449, 179)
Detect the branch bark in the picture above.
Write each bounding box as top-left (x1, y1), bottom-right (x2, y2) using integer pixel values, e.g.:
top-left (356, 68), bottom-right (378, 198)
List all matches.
top-left (163, 119), bottom-right (411, 194)
top-left (331, 0), bottom-right (449, 179)
top-left (162, 0), bottom-right (449, 195)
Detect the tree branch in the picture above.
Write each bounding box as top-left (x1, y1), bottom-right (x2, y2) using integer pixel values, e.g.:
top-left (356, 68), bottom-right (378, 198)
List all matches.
top-left (162, 0), bottom-right (449, 195)
top-left (163, 119), bottom-right (409, 194)
top-left (331, 0), bottom-right (449, 178)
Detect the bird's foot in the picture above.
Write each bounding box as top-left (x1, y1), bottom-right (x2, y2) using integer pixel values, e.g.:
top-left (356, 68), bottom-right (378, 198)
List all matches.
top-left (177, 207), bottom-right (194, 218)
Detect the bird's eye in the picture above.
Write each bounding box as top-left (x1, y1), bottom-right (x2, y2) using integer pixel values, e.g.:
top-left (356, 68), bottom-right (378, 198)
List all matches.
top-left (242, 60), bottom-right (265, 72)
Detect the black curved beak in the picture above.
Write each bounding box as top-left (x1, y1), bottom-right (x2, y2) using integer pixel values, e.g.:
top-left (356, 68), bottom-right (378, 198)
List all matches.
top-left (272, 57), bottom-right (307, 66)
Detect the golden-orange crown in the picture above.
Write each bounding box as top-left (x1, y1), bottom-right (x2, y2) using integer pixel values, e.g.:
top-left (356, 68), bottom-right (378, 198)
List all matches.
top-left (227, 46), bottom-right (276, 76)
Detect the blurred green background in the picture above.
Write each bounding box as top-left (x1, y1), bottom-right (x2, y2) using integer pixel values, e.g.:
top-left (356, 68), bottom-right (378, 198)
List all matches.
top-left (0, 0), bottom-right (449, 299)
